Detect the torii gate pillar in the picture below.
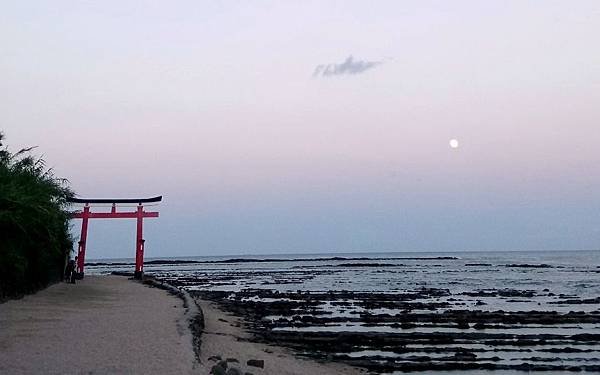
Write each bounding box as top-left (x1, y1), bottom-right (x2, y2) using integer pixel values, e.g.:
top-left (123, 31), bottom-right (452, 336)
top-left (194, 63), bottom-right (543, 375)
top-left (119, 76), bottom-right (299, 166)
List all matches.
top-left (68, 196), bottom-right (161, 280)
top-left (135, 204), bottom-right (145, 279)
top-left (76, 204), bottom-right (90, 277)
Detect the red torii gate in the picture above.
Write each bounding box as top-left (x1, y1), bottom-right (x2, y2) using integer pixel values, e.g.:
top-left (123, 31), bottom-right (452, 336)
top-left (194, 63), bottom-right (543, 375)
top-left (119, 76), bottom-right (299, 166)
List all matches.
top-left (67, 196), bottom-right (162, 279)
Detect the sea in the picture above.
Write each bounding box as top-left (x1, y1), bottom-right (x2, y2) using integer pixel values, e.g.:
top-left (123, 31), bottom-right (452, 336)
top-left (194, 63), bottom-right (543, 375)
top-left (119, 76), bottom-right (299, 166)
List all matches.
top-left (87, 250), bottom-right (600, 374)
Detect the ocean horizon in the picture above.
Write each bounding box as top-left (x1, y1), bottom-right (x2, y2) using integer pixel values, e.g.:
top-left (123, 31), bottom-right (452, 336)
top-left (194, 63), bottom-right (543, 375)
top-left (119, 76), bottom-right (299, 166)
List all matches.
top-left (87, 248), bottom-right (600, 263)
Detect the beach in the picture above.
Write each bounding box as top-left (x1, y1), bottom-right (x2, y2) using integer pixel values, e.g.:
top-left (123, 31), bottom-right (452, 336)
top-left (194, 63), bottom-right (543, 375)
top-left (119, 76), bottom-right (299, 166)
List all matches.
top-left (0, 275), bottom-right (363, 375)
top-left (0, 276), bottom-right (196, 374)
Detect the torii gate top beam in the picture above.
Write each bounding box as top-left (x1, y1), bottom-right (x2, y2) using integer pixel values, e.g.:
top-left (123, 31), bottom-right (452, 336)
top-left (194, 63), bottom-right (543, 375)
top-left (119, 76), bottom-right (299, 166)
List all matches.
top-left (67, 196), bottom-right (162, 204)
top-left (71, 211), bottom-right (158, 219)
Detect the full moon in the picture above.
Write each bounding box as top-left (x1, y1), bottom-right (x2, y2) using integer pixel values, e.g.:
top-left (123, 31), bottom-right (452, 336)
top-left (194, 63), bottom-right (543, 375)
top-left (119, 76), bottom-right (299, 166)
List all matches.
top-left (449, 139), bottom-right (459, 149)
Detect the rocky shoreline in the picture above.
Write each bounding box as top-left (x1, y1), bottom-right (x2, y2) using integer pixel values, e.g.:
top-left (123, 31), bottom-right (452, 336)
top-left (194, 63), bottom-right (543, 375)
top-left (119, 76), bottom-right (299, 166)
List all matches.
top-left (95, 252), bottom-right (600, 373)
top-left (177, 286), bottom-right (600, 373)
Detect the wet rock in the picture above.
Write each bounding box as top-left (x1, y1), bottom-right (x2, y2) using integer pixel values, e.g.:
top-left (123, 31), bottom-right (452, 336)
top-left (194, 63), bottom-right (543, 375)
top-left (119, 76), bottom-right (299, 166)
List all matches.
top-left (571, 333), bottom-right (600, 342)
top-left (454, 351), bottom-right (477, 361)
top-left (498, 289), bottom-right (535, 298)
top-left (336, 263), bottom-right (397, 267)
top-left (226, 368), bottom-right (242, 375)
top-left (540, 347), bottom-right (592, 353)
top-left (211, 364), bottom-right (226, 375)
top-left (462, 290), bottom-right (497, 297)
top-left (247, 359), bottom-right (265, 368)
top-left (505, 264), bottom-right (553, 268)
top-left (549, 297), bottom-right (600, 305)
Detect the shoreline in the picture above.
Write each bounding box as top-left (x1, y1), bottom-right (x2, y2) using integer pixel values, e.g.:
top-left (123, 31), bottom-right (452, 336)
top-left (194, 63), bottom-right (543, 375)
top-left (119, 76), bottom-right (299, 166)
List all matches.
top-left (101, 250), bottom-right (600, 373)
top-left (0, 274), bottom-right (365, 375)
top-left (147, 274), bottom-right (365, 375)
top-left (194, 296), bottom-right (365, 375)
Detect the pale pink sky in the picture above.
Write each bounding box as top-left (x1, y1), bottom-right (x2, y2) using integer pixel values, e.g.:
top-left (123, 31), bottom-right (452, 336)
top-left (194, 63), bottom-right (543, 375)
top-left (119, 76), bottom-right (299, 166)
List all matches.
top-left (2, 1), bottom-right (600, 257)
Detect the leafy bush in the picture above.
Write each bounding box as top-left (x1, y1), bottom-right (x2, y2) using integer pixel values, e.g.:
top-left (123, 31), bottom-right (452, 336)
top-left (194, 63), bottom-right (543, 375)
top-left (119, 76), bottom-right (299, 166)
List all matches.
top-left (0, 132), bottom-right (74, 299)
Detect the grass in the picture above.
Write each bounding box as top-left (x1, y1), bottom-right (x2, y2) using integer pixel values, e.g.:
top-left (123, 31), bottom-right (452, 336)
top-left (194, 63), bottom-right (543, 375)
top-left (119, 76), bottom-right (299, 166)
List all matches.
top-left (0, 131), bottom-right (74, 299)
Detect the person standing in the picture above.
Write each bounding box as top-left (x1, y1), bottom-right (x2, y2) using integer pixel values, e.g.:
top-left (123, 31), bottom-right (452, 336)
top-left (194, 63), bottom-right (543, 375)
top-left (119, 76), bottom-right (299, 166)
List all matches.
top-left (70, 256), bottom-right (78, 283)
top-left (64, 257), bottom-right (76, 284)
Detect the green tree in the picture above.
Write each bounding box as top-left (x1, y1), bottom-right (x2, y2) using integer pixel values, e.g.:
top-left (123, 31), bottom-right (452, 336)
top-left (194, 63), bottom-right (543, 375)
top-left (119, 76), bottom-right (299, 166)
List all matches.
top-left (0, 132), bottom-right (74, 299)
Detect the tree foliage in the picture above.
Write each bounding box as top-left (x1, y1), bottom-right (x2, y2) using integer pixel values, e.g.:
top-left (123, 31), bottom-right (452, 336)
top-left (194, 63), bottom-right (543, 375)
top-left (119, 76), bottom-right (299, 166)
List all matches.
top-left (0, 132), bottom-right (74, 299)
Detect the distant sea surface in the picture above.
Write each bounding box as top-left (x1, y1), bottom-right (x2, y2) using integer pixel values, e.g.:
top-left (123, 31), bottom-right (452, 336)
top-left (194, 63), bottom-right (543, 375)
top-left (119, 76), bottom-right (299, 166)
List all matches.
top-left (88, 250), bottom-right (600, 306)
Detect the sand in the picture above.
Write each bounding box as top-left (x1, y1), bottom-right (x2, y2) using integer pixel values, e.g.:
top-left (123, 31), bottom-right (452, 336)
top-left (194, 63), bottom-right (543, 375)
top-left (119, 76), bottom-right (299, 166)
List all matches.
top-left (0, 276), bottom-right (196, 374)
top-left (0, 275), bottom-right (364, 375)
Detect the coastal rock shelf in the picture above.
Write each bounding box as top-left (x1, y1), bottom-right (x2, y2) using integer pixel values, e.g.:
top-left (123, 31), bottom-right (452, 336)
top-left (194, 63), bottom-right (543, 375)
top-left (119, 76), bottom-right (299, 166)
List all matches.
top-left (90, 251), bottom-right (600, 373)
top-left (190, 289), bottom-right (600, 373)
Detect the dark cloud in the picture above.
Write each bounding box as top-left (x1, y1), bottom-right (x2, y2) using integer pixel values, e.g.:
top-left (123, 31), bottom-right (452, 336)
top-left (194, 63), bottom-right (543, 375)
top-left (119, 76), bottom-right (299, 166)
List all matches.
top-left (312, 55), bottom-right (382, 78)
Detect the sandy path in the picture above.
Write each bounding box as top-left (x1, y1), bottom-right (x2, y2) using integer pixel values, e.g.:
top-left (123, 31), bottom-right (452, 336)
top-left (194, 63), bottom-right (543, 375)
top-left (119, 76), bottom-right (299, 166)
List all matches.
top-left (196, 299), bottom-right (365, 375)
top-left (0, 276), bottom-right (196, 375)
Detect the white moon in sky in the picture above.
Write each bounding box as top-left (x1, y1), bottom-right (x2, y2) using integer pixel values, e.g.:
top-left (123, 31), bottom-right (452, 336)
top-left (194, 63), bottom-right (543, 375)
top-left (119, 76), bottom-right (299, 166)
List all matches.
top-left (449, 139), bottom-right (459, 149)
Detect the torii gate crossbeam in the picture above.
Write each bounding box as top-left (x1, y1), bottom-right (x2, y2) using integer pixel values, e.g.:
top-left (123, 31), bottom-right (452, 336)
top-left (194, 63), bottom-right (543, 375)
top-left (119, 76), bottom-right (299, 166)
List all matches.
top-left (67, 196), bottom-right (162, 279)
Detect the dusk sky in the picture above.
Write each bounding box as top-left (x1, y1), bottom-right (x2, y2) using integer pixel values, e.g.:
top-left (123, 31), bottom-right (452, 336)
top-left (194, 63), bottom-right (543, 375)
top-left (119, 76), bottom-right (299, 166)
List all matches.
top-left (2, 1), bottom-right (600, 258)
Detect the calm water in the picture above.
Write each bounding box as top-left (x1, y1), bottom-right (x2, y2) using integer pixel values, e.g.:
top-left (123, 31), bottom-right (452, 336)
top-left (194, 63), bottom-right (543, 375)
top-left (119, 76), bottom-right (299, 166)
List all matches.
top-left (88, 250), bottom-right (600, 306)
